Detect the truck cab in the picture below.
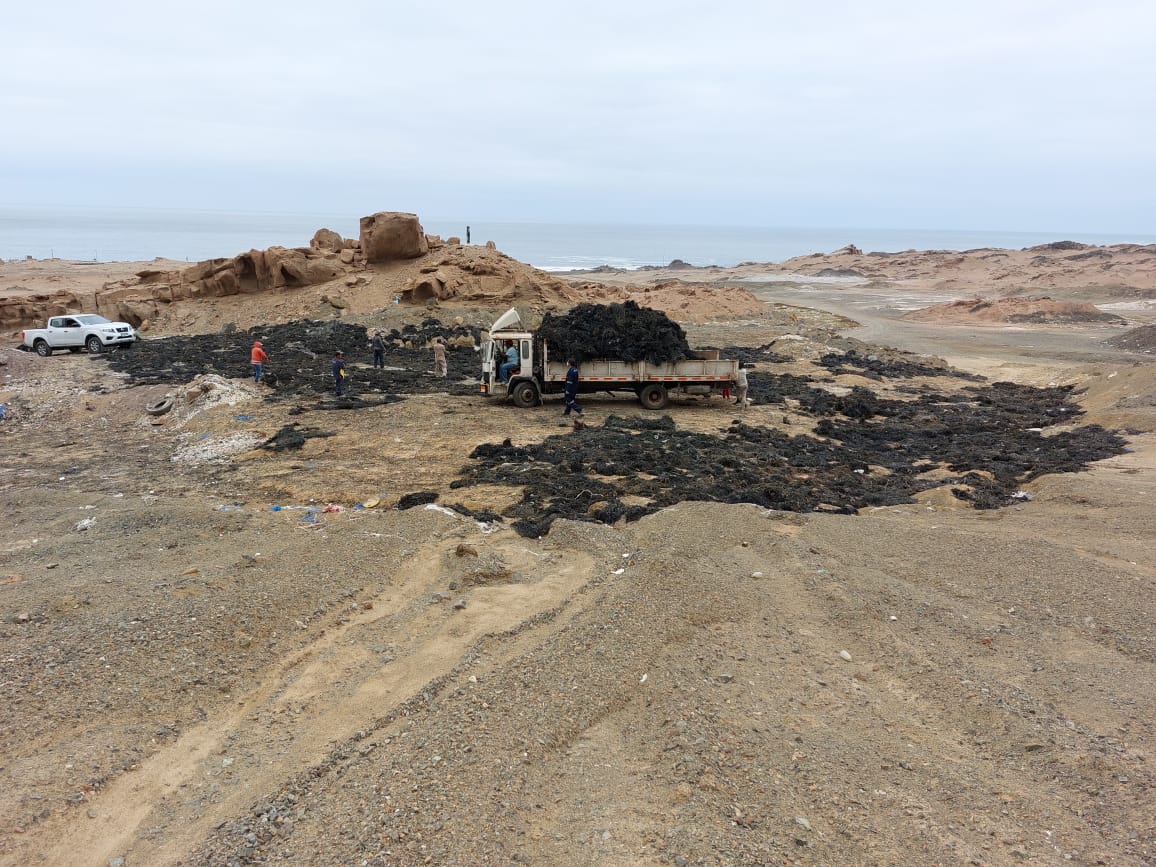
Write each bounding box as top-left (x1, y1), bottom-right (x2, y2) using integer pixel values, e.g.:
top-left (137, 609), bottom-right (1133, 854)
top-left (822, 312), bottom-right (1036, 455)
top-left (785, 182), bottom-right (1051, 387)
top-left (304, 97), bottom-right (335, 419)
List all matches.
top-left (479, 308), bottom-right (539, 406)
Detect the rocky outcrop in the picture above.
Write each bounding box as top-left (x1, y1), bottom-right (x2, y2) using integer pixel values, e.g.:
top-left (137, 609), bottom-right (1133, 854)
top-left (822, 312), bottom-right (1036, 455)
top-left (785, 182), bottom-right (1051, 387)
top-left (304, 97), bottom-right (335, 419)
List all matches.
top-left (310, 228), bottom-right (347, 252)
top-left (401, 245), bottom-right (578, 307)
top-left (0, 290), bottom-right (82, 333)
top-left (91, 246), bottom-right (351, 327)
top-left (360, 212), bottom-right (428, 263)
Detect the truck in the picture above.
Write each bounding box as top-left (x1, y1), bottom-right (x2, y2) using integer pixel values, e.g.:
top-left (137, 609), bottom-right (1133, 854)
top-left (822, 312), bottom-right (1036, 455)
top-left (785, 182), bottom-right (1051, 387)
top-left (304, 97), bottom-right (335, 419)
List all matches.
top-left (480, 307), bottom-right (739, 410)
top-left (21, 314), bottom-right (137, 356)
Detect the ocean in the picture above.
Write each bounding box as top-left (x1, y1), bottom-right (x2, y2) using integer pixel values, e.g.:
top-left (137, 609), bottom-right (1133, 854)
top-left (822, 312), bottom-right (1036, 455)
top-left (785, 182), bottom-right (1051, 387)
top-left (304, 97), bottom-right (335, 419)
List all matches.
top-left (0, 206), bottom-right (1151, 270)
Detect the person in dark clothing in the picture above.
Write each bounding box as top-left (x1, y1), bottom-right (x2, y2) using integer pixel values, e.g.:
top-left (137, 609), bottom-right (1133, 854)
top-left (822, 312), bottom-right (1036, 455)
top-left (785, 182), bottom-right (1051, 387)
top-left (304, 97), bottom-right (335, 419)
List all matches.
top-left (561, 358), bottom-right (583, 422)
top-left (332, 351), bottom-right (347, 396)
top-left (466, 225), bottom-right (471, 244)
top-left (370, 331), bottom-right (385, 369)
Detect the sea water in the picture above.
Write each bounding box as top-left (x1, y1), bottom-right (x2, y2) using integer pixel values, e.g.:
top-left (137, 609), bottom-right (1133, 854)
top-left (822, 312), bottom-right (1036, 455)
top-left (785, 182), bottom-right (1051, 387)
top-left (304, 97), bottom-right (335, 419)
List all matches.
top-left (0, 206), bottom-right (1150, 269)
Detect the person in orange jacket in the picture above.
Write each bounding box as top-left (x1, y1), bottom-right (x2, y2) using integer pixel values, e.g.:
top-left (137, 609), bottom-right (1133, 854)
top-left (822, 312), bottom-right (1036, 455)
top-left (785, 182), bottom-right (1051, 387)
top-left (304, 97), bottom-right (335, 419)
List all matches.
top-left (251, 340), bottom-right (269, 383)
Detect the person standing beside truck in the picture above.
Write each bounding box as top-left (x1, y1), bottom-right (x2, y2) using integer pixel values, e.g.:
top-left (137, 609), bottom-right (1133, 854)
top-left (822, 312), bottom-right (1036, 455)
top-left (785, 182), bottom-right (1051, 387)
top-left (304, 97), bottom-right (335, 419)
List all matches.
top-left (562, 358), bottom-right (584, 421)
top-left (735, 363), bottom-right (750, 410)
top-left (251, 340), bottom-right (268, 384)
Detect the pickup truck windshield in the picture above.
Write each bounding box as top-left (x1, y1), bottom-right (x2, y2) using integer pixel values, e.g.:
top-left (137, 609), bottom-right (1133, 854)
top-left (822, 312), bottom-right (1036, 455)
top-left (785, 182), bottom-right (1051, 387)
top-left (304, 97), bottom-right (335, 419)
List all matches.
top-left (74, 315), bottom-right (112, 325)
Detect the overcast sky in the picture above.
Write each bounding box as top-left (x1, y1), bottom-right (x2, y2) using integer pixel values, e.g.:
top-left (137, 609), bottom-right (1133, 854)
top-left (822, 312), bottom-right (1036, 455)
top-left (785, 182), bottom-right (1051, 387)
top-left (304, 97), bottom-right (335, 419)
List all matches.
top-left (2, 0), bottom-right (1153, 234)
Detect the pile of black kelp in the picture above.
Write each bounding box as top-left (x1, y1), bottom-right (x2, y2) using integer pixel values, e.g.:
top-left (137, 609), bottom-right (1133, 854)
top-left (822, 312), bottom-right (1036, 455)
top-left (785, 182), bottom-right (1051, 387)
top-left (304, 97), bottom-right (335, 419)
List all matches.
top-left (537, 300), bottom-right (691, 363)
top-left (817, 349), bottom-right (985, 381)
top-left (102, 319), bottom-right (481, 401)
top-left (455, 381), bottom-right (1126, 537)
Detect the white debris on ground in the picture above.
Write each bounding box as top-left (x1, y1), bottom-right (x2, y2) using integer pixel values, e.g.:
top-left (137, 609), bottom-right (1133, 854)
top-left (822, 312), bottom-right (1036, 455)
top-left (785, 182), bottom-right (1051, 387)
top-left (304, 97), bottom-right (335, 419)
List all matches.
top-left (141, 374), bottom-right (260, 430)
top-left (172, 431), bottom-right (267, 465)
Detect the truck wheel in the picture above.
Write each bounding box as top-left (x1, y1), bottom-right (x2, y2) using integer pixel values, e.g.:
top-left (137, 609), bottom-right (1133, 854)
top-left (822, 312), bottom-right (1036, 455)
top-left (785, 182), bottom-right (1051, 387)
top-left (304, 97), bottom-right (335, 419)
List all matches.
top-left (639, 383), bottom-right (669, 410)
top-left (86, 336), bottom-right (103, 354)
top-left (510, 381), bottom-right (540, 409)
top-left (34, 340), bottom-right (52, 357)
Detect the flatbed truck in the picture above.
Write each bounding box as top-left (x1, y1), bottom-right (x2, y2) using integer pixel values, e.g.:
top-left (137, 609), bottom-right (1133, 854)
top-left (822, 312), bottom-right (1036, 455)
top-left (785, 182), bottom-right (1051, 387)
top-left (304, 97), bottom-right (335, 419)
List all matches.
top-left (480, 307), bottom-right (739, 410)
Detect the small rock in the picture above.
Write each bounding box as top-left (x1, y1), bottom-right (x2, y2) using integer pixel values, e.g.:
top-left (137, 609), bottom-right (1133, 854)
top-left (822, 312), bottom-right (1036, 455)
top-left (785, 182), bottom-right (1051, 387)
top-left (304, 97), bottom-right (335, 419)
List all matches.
top-left (453, 599), bottom-right (467, 610)
top-left (674, 857), bottom-right (688, 867)
top-left (15, 612), bottom-right (31, 623)
top-left (74, 517), bottom-right (96, 532)
top-left (716, 673), bottom-right (734, 683)
top-left (109, 859), bottom-right (125, 867)
top-left (795, 816), bottom-right (812, 831)
top-left (750, 571), bottom-right (764, 579)
top-left (838, 650), bottom-right (853, 662)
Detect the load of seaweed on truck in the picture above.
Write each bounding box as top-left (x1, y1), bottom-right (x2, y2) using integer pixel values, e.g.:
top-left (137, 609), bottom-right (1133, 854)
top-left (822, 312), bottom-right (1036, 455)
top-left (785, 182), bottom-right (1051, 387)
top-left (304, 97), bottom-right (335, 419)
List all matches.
top-left (537, 300), bottom-right (692, 364)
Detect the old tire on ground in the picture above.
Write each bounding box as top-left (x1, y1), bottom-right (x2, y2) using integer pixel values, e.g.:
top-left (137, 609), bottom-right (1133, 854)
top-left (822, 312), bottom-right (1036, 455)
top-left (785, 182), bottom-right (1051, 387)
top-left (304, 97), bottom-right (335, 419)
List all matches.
top-left (639, 383), bottom-right (669, 410)
top-left (86, 336), bottom-right (103, 354)
top-left (145, 397), bottom-right (174, 416)
top-left (34, 340), bottom-right (52, 357)
top-left (511, 380), bottom-right (540, 409)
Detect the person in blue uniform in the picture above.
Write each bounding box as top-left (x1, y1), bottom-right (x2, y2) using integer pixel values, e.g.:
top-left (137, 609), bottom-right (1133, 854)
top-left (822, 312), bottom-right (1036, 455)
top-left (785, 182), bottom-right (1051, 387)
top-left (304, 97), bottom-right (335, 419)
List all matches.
top-left (332, 350), bottom-right (347, 396)
top-left (562, 358), bottom-right (583, 419)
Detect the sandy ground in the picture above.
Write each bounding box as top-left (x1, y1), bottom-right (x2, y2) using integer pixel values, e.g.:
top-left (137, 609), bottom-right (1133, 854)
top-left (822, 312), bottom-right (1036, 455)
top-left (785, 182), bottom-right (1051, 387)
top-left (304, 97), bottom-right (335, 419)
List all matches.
top-left (1, 250), bottom-right (1154, 866)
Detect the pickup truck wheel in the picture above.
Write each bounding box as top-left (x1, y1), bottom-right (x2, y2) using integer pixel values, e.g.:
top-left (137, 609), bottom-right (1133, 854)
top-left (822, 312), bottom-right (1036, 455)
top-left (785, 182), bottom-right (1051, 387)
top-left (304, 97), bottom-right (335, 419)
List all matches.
top-left (639, 383), bottom-right (669, 410)
top-left (511, 381), bottom-right (540, 409)
top-left (34, 340), bottom-right (52, 357)
top-left (145, 397), bottom-right (174, 416)
top-left (86, 336), bottom-right (103, 354)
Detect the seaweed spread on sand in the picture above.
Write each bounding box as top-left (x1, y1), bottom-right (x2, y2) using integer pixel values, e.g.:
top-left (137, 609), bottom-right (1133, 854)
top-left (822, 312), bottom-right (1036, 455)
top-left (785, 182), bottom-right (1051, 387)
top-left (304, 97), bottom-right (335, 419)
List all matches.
top-left (455, 381), bottom-right (1126, 538)
top-left (103, 319), bottom-right (482, 400)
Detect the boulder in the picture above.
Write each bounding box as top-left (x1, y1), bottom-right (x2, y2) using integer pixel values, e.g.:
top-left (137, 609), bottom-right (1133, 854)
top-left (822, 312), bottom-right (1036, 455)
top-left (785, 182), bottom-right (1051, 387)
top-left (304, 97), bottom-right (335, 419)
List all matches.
top-left (359, 212), bottom-right (428, 263)
top-left (310, 228), bottom-right (345, 252)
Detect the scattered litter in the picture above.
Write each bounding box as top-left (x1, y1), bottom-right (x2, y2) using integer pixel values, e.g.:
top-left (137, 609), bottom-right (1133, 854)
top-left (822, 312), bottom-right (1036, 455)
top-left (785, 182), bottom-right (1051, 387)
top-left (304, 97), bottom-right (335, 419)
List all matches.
top-left (611, 568), bottom-right (625, 575)
top-left (1010, 491), bottom-right (1033, 501)
top-left (233, 414), bottom-right (254, 421)
top-left (322, 503), bottom-right (344, 513)
top-left (362, 497), bottom-right (381, 509)
top-left (423, 504), bottom-right (460, 518)
top-left (838, 649), bottom-right (853, 662)
top-left (639, 673), bottom-right (648, 683)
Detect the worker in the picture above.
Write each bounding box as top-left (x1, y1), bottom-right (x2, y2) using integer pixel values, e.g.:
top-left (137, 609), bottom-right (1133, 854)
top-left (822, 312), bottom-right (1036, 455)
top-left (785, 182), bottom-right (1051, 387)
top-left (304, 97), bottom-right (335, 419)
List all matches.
top-left (735, 363), bottom-right (751, 410)
top-left (250, 340), bottom-right (268, 383)
top-left (432, 336), bottom-right (447, 378)
top-left (561, 358), bottom-right (583, 422)
top-left (332, 350), bottom-right (347, 397)
top-left (498, 340), bottom-right (519, 383)
top-left (370, 330), bottom-right (385, 369)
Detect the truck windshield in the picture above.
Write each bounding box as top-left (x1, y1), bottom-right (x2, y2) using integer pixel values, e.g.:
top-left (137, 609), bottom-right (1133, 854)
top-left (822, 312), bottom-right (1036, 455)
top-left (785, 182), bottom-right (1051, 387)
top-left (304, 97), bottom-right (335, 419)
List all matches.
top-left (74, 315), bottom-right (112, 325)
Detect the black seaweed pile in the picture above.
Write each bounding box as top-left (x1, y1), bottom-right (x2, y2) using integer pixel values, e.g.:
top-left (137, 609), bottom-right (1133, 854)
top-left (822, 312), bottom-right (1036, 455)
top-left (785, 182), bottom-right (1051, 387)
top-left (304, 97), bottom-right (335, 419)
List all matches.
top-left (455, 381), bottom-right (1127, 537)
top-left (537, 301), bottom-right (691, 364)
top-left (260, 424), bottom-right (336, 451)
top-left (103, 319), bottom-right (482, 400)
top-left (817, 349), bottom-right (985, 381)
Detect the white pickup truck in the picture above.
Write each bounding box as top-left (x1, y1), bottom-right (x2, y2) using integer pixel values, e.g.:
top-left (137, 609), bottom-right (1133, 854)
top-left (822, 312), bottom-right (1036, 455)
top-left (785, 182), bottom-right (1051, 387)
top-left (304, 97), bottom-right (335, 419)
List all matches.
top-left (21, 314), bottom-right (137, 356)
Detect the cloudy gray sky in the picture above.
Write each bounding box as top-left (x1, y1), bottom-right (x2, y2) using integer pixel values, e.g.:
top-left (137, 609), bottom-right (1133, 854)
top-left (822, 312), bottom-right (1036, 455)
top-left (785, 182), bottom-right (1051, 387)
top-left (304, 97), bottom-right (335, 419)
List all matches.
top-left (2, 0), bottom-right (1153, 234)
